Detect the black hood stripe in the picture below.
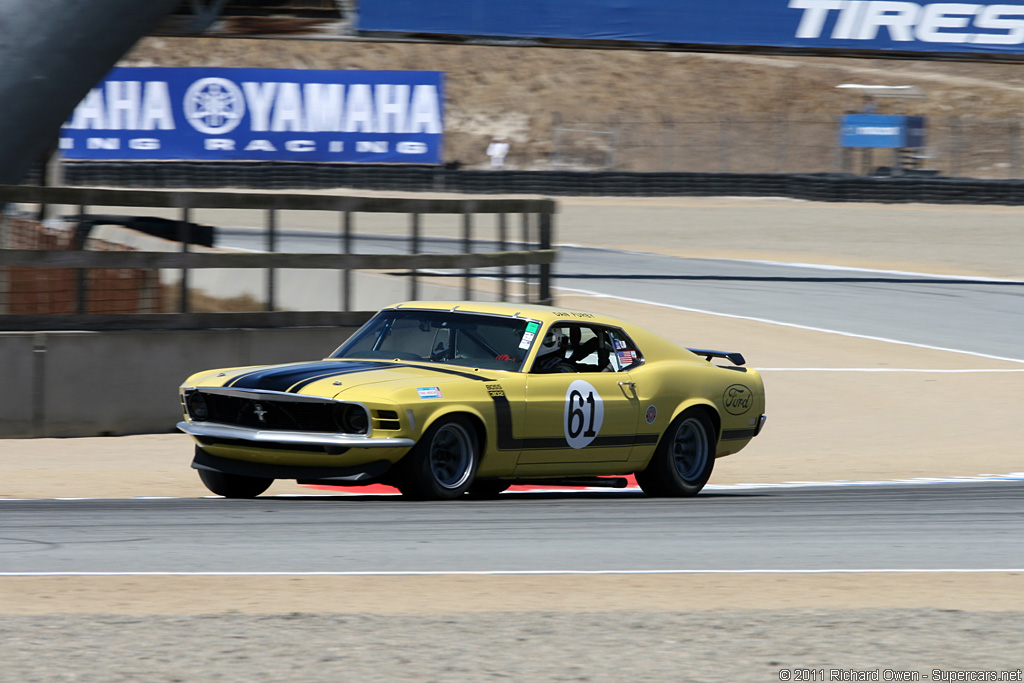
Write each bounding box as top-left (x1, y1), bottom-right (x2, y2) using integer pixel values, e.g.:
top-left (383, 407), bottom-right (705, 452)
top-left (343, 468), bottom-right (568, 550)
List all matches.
top-left (225, 359), bottom-right (496, 394)
top-left (227, 361), bottom-right (390, 393)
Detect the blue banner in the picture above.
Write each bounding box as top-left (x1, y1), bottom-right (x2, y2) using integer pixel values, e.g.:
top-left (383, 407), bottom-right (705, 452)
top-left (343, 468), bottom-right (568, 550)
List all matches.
top-left (60, 67), bottom-right (444, 163)
top-left (840, 115), bottom-right (927, 147)
top-left (359, 0), bottom-right (1024, 55)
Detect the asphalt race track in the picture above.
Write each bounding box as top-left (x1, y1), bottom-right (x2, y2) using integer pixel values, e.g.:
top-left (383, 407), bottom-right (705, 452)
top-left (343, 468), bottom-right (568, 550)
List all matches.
top-left (4, 227), bottom-right (1022, 579)
top-left (2, 482), bottom-right (1021, 574)
top-left (220, 229), bottom-right (1024, 361)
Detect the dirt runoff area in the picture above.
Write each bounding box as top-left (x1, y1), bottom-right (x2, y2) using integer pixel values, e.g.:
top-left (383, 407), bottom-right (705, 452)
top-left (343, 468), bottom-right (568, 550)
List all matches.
top-left (3, 197), bottom-right (1023, 680)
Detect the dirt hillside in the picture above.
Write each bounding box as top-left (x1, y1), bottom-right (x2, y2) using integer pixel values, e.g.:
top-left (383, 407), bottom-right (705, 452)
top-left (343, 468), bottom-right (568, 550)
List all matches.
top-left (124, 37), bottom-right (1024, 169)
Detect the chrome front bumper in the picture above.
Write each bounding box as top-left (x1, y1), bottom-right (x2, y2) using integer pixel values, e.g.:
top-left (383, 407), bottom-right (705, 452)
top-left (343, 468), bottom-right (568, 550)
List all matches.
top-left (177, 421), bottom-right (416, 449)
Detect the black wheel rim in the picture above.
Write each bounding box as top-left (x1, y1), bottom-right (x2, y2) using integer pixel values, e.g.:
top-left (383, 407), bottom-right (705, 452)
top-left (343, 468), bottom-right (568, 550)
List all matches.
top-left (429, 422), bottom-right (474, 489)
top-left (670, 417), bottom-right (709, 482)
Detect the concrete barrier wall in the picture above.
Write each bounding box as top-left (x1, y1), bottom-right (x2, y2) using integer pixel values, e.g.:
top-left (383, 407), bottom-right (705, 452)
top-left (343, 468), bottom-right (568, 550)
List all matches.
top-left (0, 323), bottom-right (369, 438)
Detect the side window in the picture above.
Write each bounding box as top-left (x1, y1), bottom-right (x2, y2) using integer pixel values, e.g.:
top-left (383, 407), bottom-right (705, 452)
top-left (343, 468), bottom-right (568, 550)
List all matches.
top-left (606, 327), bottom-right (643, 370)
top-left (531, 323), bottom-right (643, 373)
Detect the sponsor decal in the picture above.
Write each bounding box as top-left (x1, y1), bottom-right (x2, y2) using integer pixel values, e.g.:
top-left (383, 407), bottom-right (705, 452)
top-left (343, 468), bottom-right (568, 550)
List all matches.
top-left (564, 379), bottom-right (604, 449)
top-left (789, 1), bottom-right (1024, 46)
top-left (551, 311), bottom-right (595, 319)
top-left (525, 322), bottom-right (540, 333)
top-left (724, 384), bottom-right (753, 415)
top-left (518, 331), bottom-right (535, 350)
top-left (417, 386), bottom-right (443, 400)
top-left (61, 67), bottom-right (444, 163)
top-left (645, 405), bottom-right (658, 424)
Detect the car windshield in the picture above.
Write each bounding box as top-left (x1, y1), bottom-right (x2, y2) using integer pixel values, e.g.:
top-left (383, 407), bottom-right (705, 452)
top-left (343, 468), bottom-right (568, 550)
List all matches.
top-left (330, 310), bottom-right (540, 372)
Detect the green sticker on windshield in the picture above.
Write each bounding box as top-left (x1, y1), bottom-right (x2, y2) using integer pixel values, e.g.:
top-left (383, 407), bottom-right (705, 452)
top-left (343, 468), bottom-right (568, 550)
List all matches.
top-left (526, 322), bottom-right (540, 333)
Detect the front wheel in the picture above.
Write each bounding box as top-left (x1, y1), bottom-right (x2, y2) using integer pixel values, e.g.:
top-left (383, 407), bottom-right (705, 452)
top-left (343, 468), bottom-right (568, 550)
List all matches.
top-left (635, 410), bottom-right (716, 497)
top-left (197, 467), bottom-right (273, 499)
top-left (396, 416), bottom-right (480, 500)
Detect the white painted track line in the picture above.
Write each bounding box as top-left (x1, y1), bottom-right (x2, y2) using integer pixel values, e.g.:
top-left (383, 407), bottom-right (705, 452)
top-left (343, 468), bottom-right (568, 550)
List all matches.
top-left (2, 569), bottom-right (1023, 577)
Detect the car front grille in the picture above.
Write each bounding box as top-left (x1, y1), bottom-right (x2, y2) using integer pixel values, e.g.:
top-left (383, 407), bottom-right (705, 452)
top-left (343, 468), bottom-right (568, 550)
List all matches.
top-left (199, 392), bottom-right (340, 433)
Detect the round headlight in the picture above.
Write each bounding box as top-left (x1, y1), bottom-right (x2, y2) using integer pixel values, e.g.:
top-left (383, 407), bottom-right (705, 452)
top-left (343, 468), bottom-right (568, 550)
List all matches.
top-left (334, 404), bottom-right (368, 434)
top-left (187, 392), bottom-right (209, 421)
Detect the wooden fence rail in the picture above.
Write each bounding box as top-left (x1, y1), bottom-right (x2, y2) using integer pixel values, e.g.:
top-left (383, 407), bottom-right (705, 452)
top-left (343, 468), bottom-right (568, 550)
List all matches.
top-left (0, 185), bottom-right (557, 323)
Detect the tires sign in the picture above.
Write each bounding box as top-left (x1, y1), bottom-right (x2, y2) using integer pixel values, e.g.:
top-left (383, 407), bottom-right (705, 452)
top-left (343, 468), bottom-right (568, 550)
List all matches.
top-left (564, 379), bottom-right (604, 449)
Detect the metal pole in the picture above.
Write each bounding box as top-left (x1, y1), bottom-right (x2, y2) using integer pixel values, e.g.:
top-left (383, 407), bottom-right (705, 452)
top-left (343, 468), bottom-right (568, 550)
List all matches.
top-left (462, 210), bottom-right (472, 300)
top-left (539, 211), bottom-right (552, 306)
top-left (341, 211), bottom-right (352, 312)
top-left (265, 209), bottom-right (276, 312)
top-left (178, 206), bottom-right (191, 313)
top-left (497, 213), bottom-right (507, 302)
top-left (409, 212), bottom-right (420, 300)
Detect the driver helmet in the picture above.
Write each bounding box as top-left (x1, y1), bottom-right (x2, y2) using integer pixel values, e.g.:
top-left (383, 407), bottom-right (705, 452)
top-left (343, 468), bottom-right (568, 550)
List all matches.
top-left (540, 326), bottom-right (563, 354)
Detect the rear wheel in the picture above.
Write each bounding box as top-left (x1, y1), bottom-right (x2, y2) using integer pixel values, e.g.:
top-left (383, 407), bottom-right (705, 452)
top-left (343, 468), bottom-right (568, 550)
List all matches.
top-left (635, 409), bottom-right (716, 497)
top-left (197, 467), bottom-right (273, 499)
top-left (397, 416), bottom-right (480, 500)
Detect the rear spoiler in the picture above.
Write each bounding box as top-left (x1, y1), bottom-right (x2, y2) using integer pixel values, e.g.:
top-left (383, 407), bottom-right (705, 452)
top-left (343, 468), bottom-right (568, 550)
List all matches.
top-left (687, 348), bottom-right (746, 366)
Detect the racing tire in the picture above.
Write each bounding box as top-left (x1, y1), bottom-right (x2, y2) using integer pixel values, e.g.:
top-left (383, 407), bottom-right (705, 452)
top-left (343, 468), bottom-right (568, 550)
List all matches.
top-left (396, 415), bottom-right (480, 500)
top-left (466, 479), bottom-right (511, 499)
top-left (635, 409), bottom-right (716, 497)
top-left (197, 467), bottom-right (273, 499)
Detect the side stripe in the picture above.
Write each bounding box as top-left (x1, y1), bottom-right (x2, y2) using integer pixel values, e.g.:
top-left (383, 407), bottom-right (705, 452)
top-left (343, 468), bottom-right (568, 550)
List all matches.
top-left (721, 428), bottom-right (758, 440)
top-left (490, 394), bottom-right (659, 451)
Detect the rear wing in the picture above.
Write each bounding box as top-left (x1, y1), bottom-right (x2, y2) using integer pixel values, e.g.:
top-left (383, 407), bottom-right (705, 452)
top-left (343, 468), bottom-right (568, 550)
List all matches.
top-left (687, 348), bottom-right (746, 366)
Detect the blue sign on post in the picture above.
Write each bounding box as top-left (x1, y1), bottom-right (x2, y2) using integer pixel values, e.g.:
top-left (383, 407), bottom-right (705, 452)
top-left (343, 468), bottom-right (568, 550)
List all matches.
top-left (60, 67), bottom-right (445, 164)
top-left (840, 115), bottom-right (927, 148)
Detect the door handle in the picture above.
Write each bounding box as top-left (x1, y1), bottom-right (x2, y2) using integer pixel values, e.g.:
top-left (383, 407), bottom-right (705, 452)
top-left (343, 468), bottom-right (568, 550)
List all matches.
top-left (618, 381), bottom-right (636, 387)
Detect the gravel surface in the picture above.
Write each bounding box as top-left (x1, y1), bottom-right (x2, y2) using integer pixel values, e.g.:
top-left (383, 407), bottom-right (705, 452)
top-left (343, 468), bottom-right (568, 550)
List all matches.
top-left (3, 610), bottom-right (1021, 682)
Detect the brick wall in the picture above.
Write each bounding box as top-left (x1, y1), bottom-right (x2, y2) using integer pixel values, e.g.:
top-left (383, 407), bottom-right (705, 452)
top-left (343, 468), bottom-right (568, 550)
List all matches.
top-left (0, 217), bottom-right (163, 314)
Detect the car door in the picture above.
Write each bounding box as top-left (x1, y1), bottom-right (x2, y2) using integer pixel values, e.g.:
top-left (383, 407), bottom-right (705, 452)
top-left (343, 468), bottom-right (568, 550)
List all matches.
top-left (516, 323), bottom-right (642, 466)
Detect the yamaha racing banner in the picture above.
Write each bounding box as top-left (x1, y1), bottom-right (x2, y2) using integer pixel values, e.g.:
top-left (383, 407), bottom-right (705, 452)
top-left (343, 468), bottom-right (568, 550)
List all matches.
top-left (359, 0), bottom-right (1024, 56)
top-left (60, 67), bottom-right (444, 163)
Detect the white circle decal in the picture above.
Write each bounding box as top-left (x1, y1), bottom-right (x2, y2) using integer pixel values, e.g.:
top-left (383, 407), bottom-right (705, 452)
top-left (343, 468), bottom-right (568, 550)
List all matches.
top-left (564, 379), bottom-right (604, 449)
top-left (183, 77), bottom-right (246, 134)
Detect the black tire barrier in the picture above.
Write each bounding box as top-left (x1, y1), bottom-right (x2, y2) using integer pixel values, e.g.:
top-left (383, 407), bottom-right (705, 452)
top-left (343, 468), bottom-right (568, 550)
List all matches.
top-left (61, 162), bottom-right (1024, 205)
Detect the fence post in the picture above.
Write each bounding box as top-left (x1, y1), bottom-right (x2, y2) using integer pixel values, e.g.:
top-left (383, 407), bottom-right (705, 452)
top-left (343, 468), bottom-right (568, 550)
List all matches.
top-left (462, 209), bottom-right (472, 300)
top-left (497, 212), bottom-right (507, 302)
top-left (539, 211), bottom-right (552, 305)
top-left (76, 203), bottom-right (89, 314)
top-left (521, 212), bottom-right (531, 301)
top-left (265, 208), bottom-right (276, 312)
top-left (341, 211), bottom-right (352, 312)
top-left (409, 212), bottom-right (420, 300)
top-left (177, 206), bottom-right (191, 313)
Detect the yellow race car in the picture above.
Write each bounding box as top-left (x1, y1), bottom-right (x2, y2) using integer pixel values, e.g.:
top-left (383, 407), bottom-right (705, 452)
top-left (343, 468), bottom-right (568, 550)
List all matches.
top-left (178, 301), bottom-right (766, 500)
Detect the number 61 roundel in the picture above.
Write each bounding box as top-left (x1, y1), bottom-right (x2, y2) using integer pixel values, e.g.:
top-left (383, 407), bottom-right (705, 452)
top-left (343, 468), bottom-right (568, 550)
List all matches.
top-left (563, 379), bottom-right (605, 449)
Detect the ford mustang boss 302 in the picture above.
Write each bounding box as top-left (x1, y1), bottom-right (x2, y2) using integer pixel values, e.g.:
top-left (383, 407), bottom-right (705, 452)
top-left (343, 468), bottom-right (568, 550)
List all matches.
top-left (178, 301), bottom-right (766, 500)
